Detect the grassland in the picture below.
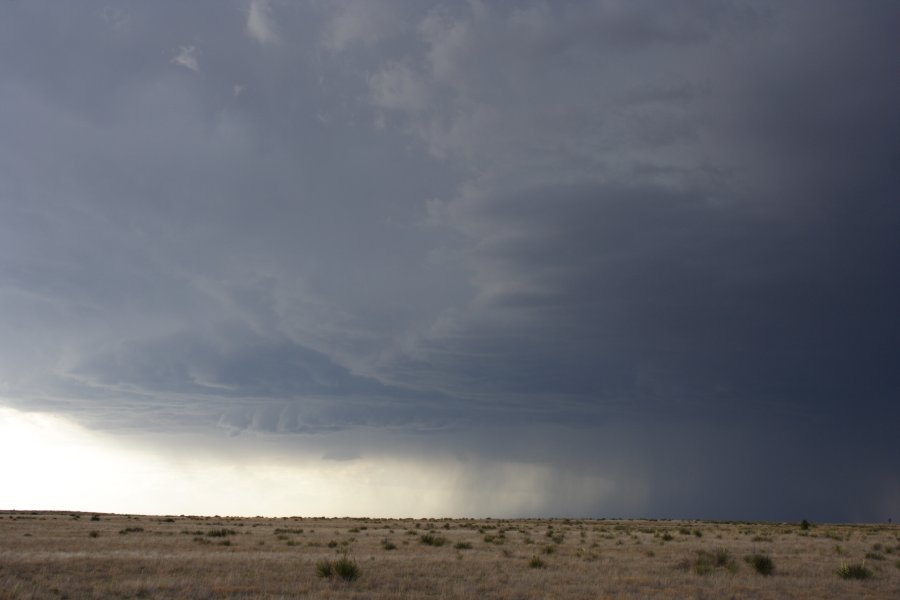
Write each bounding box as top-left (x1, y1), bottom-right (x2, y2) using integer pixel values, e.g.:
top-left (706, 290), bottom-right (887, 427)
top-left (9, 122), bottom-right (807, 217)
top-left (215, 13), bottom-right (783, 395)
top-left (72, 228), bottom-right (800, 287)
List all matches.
top-left (1, 511), bottom-right (898, 599)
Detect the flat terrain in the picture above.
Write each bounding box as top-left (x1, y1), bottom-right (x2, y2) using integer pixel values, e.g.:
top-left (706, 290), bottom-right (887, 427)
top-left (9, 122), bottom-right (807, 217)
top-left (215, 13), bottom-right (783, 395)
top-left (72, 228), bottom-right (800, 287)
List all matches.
top-left (1, 511), bottom-right (897, 599)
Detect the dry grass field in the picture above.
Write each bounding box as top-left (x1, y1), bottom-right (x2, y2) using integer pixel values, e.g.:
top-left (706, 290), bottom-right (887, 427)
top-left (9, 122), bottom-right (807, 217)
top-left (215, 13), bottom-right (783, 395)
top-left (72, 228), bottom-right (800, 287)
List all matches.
top-left (1, 511), bottom-right (898, 599)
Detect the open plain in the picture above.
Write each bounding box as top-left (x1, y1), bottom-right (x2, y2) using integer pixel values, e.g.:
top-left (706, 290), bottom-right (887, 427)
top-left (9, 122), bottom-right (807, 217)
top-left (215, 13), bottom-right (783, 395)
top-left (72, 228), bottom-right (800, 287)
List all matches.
top-left (1, 511), bottom-right (897, 599)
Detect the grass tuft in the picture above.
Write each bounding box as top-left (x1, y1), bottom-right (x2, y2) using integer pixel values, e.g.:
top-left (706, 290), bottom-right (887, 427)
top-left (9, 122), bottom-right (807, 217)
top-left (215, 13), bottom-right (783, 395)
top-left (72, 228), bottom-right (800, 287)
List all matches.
top-left (837, 563), bottom-right (872, 580)
top-left (420, 533), bottom-right (447, 547)
top-left (206, 529), bottom-right (237, 537)
top-left (315, 559), bottom-right (334, 579)
top-left (745, 553), bottom-right (774, 575)
top-left (693, 548), bottom-right (737, 575)
top-left (333, 555), bottom-right (360, 581)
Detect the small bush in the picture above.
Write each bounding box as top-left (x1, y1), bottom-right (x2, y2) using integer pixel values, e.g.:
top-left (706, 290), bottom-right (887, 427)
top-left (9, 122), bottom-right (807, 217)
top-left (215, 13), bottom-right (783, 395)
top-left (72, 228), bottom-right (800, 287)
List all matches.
top-left (333, 556), bottom-right (360, 581)
top-left (694, 549), bottom-right (737, 575)
top-left (454, 542), bottom-right (472, 550)
top-left (745, 553), bottom-right (774, 575)
top-left (800, 519), bottom-right (811, 531)
top-left (206, 529), bottom-right (236, 537)
top-left (381, 540), bottom-right (397, 550)
top-left (865, 552), bottom-right (884, 561)
top-left (90, 515), bottom-right (101, 522)
top-left (88, 531), bottom-right (99, 538)
top-left (327, 540), bottom-right (338, 548)
top-left (529, 555), bottom-right (546, 569)
top-left (315, 559), bottom-right (334, 579)
top-left (420, 533), bottom-right (447, 547)
top-left (119, 527), bottom-right (144, 534)
top-left (316, 555), bottom-right (362, 582)
top-left (837, 563), bottom-right (872, 580)
top-left (661, 533), bottom-right (674, 542)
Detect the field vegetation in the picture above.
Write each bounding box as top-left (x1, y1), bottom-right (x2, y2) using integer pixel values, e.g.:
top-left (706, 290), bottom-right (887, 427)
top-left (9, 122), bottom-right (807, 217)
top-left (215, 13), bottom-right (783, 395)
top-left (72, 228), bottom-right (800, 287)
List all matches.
top-left (1, 511), bottom-right (898, 598)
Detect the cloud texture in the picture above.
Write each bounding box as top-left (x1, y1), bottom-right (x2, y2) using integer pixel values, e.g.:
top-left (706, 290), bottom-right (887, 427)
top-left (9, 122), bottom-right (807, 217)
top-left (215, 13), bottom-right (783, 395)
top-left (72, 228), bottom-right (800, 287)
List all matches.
top-left (0, 1), bottom-right (898, 520)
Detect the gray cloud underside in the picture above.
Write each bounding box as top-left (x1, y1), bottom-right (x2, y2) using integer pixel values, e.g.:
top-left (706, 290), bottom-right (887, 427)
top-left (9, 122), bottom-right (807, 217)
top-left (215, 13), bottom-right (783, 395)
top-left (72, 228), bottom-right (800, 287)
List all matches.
top-left (1, 1), bottom-right (898, 519)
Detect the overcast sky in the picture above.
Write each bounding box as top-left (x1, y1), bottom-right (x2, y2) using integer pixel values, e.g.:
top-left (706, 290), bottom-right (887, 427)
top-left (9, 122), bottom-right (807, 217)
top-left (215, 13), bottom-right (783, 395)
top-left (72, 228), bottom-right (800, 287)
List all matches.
top-left (1, 0), bottom-right (898, 521)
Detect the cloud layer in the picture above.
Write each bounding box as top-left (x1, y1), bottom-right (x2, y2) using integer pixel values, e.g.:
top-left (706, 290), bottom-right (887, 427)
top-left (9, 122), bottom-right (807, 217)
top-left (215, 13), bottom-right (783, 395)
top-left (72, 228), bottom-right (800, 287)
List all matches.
top-left (1, 1), bottom-right (898, 520)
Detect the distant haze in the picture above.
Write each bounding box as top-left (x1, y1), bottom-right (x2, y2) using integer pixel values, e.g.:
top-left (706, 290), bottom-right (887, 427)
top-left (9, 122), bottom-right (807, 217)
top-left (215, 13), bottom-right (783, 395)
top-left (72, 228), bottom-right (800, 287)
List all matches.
top-left (0, 1), bottom-right (898, 521)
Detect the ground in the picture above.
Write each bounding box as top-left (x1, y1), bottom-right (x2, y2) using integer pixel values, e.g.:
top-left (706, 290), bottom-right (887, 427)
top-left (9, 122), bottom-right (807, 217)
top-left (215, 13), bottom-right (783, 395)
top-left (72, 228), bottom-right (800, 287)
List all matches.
top-left (1, 511), bottom-right (898, 599)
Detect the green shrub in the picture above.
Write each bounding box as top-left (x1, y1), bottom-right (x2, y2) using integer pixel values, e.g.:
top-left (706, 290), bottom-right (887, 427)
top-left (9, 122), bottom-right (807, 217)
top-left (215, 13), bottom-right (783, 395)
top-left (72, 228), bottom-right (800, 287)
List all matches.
top-left (454, 542), bottom-right (472, 550)
top-left (420, 533), bottom-right (447, 547)
top-left (528, 555), bottom-right (546, 569)
top-left (694, 549), bottom-right (737, 575)
top-left (800, 519), bottom-right (811, 531)
top-left (118, 527), bottom-right (144, 534)
top-left (745, 553), bottom-right (774, 575)
top-left (206, 529), bottom-right (236, 537)
top-left (333, 556), bottom-right (360, 581)
top-left (381, 540), bottom-right (397, 550)
top-left (837, 563), bottom-right (872, 580)
top-left (315, 559), bottom-right (334, 579)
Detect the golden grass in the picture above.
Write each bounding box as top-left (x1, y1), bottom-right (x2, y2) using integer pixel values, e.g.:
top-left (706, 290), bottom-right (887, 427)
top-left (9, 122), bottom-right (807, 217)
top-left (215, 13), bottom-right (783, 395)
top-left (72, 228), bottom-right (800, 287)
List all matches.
top-left (1, 511), bottom-right (898, 598)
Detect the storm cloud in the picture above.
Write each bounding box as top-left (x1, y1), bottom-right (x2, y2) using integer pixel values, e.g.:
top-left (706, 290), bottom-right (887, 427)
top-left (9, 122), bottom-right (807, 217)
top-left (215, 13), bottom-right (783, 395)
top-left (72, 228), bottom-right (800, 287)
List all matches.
top-left (1, 1), bottom-right (898, 521)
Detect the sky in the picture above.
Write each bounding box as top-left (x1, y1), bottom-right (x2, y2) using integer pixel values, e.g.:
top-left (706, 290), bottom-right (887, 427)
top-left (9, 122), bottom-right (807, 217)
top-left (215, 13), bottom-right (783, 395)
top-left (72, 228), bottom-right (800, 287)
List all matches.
top-left (0, 0), bottom-right (898, 522)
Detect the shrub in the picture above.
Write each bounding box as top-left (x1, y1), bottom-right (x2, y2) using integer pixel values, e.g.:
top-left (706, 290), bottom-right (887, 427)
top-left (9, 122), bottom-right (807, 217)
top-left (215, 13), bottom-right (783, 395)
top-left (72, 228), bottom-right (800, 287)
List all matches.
top-left (88, 531), bottom-right (99, 538)
top-left (694, 549), bottom-right (737, 575)
top-left (529, 555), bottom-right (546, 569)
top-left (333, 556), bottom-right (360, 581)
top-left (837, 563), bottom-right (872, 580)
top-left (381, 540), bottom-right (397, 550)
top-left (119, 527), bottom-right (144, 534)
top-left (90, 515), bottom-right (100, 522)
top-left (206, 529), bottom-right (236, 537)
top-left (315, 559), bottom-right (334, 579)
top-left (661, 533), bottom-right (674, 542)
top-left (454, 542), bottom-right (472, 550)
top-left (800, 519), bottom-right (811, 531)
top-left (420, 533), bottom-right (447, 547)
top-left (865, 552), bottom-right (884, 561)
top-left (745, 553), bottom-right (774, 575)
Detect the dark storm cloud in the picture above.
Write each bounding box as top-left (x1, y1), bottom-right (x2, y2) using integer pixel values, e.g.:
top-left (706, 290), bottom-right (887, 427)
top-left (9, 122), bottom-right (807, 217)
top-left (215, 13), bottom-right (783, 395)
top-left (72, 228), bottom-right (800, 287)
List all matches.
top-left (1, 1), bottom-right (897, 520)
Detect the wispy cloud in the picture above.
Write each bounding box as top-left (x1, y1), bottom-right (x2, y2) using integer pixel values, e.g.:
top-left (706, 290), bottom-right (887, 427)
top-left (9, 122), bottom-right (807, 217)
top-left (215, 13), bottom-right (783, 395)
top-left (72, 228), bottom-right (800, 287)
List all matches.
top-left (247, 0), bottom-right (278, 45)
top-left (172, 45), bottom-right (199, 71)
